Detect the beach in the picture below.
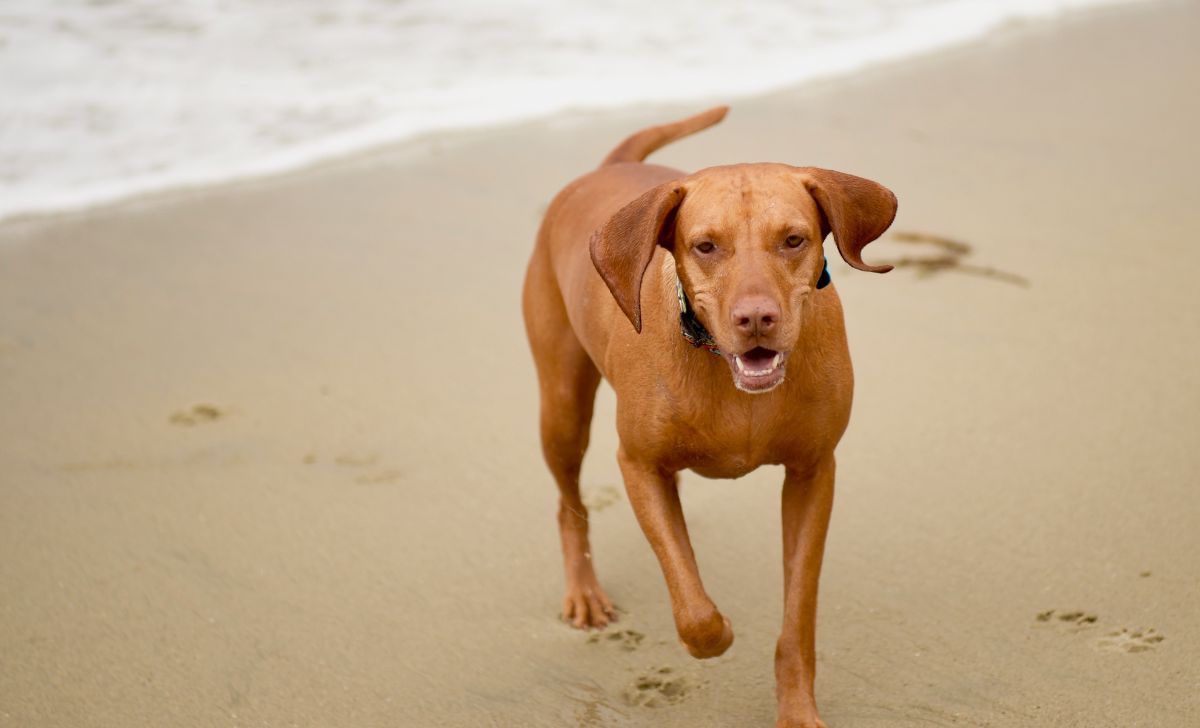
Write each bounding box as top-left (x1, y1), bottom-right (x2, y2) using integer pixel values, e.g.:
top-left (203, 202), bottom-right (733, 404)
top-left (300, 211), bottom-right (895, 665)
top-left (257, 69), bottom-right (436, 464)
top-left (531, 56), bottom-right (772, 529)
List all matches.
top-left (1, 1), bottom-right (1198, 726)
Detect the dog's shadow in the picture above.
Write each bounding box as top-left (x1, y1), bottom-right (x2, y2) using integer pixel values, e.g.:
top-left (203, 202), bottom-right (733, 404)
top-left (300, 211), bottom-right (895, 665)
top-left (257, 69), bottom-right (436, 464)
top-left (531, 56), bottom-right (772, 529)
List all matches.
top-left (877, 230), bottom-right (1029, 287)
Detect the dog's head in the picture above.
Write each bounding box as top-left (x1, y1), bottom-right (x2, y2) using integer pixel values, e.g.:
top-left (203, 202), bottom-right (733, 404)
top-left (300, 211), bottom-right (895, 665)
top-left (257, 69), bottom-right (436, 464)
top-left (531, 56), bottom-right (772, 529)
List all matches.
top-left (590, 163), bottom-right (896, 394)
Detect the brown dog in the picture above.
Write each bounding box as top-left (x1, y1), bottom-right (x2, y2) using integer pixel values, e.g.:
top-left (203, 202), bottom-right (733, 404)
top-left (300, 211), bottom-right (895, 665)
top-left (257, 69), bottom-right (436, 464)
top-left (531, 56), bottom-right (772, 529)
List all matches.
top-left (522, 106), bottom-right (896, 728)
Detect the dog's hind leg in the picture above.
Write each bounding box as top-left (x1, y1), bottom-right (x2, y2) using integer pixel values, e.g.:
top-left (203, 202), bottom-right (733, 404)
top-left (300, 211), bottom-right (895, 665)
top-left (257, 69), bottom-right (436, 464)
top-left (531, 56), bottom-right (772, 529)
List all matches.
top-left (522, 250), bottom-right (614, 629)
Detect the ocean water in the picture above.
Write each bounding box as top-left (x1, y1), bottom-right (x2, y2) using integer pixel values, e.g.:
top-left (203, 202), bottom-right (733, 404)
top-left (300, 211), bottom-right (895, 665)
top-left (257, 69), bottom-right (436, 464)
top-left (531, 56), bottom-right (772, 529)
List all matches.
top-left (0, 0), bottom-right (1143, 222)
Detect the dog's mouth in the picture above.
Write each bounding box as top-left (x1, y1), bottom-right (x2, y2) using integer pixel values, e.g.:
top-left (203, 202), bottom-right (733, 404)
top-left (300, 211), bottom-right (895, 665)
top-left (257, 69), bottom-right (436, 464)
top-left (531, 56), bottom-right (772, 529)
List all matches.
top-left (726, 346), bottom-right (787, 393)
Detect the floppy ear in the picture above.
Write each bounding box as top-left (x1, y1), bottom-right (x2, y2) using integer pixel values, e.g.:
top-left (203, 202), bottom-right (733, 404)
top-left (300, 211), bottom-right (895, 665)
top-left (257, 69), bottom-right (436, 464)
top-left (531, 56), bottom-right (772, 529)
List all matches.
top-left (798, 168), bottom-right (898, 274)
top-left (589, 183), bottom-right (685, 332)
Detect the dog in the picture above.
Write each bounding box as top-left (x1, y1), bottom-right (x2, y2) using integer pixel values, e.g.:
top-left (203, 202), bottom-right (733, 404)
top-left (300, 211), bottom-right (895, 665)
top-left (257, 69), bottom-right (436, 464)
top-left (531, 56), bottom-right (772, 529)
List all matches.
top-left (522, 106), bottom-right (896, 728)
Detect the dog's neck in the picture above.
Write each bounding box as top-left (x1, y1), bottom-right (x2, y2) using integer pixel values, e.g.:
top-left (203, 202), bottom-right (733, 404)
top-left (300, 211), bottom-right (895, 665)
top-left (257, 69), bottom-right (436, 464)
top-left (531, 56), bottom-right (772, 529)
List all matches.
top-left (675, 277), bottom-right (722, 355)
top-left (674, 257), bottom-right (831, 355)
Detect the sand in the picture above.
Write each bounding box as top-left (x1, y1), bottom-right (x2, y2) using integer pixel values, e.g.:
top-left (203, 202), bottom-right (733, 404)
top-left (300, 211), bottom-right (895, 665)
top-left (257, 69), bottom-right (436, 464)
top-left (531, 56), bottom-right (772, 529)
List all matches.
top-left (2, 2), bottom-right (1198, 726)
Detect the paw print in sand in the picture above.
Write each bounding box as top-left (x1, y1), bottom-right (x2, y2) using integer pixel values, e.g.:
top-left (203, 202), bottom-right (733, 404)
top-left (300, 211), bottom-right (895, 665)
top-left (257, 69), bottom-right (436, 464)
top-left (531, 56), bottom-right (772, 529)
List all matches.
top-left (1035, 609), bottom-right (1097, 631)
top-left (169, 404), bottom-right (223, 426)
top-left (1098, 628), bottom-right (1164, 654)
top-left (623, 666), bottom-right (694, 708)
top-left (587, 628), bottom-right (644, 652)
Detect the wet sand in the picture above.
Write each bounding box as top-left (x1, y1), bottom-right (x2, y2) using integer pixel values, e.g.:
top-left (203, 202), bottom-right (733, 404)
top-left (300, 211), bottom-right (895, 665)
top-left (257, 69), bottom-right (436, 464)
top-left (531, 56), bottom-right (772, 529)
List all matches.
top-left (2, 2), bottom-right (1198, 726)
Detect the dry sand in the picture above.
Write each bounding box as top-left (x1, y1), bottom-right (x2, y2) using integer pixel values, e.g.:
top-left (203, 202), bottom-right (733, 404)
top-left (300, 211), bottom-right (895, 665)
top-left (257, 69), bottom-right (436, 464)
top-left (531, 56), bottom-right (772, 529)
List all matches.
top-left (2, 2), bottom-right (1198, 726)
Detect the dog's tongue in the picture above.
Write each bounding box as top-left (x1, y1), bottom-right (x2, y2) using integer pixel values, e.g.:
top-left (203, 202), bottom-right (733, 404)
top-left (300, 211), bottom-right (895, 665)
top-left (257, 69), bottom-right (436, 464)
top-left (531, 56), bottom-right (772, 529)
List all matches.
top-left (740, 346), bottom-right (778, 372)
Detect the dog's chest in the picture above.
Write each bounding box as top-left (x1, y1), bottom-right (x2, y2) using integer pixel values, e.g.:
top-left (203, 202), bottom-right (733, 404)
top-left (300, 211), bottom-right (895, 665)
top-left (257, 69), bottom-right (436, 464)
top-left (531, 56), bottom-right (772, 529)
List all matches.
top-left (656, 397), bottom-right (814, 478)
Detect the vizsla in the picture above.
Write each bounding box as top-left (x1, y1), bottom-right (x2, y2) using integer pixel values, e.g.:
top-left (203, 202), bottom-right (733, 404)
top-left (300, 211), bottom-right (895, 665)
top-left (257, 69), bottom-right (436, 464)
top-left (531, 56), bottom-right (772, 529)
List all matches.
top-left (522, 106), bottom-right (897, 728)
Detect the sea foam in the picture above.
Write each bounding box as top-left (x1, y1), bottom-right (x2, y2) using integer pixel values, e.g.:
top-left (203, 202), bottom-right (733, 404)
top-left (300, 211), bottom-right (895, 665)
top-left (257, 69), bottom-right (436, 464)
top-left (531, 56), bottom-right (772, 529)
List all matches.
top-left (0, 0), bottom-right (1145, 222)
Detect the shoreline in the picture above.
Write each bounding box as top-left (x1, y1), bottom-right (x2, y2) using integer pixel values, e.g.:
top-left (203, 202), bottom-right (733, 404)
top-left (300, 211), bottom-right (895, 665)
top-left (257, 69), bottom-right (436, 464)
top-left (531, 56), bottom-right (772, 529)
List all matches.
top-left (2, 1), bottom-right (1198, 727)
top-left (0, 0), bottom-right (1153, 234)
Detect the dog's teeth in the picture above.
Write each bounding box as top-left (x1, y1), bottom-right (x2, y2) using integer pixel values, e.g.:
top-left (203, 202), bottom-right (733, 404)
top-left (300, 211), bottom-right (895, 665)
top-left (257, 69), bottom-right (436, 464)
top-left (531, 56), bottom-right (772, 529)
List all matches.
top-left (735, 356), bottom-right (744, 372)
top-left (772, 353), bottom-right (781, 368)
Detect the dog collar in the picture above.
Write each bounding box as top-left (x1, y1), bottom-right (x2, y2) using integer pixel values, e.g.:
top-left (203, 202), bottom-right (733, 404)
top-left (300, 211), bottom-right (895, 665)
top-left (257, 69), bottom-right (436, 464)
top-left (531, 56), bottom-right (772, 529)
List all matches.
top-left (676, 277), bottom-right (722, 355)
top-left (675, 257), bottom-right (830, 355)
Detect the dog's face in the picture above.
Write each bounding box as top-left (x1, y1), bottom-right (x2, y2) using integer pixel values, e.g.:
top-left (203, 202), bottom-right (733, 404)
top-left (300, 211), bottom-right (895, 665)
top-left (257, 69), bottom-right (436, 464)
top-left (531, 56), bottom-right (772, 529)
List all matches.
top-left (591, 163), bottom-right (896, 394)
top-left (674, 165), bottom-right (828, 392)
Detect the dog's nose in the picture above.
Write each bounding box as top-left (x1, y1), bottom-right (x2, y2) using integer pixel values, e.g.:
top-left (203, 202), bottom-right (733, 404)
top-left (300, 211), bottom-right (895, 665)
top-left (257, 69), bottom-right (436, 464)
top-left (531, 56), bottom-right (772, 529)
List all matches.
top-left (731, 296), bottom-right (780, 337)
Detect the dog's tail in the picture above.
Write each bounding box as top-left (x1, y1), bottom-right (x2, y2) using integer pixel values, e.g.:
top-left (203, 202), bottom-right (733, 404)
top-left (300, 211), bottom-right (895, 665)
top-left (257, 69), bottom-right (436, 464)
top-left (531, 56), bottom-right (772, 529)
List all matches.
top-left (600, 106), bottom-right (729, 166)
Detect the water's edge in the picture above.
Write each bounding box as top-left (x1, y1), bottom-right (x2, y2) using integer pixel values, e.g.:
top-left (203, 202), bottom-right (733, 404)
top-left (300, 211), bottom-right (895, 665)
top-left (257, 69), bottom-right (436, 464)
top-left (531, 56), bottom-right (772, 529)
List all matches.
top-left (0, 0), bottom-right (1145, 227)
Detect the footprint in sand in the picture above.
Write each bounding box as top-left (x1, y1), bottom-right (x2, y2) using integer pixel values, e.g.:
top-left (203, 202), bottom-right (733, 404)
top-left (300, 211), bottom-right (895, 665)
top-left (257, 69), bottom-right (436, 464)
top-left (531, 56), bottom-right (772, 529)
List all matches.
top-left (582, 485), bottom-right (622, 512)
top-left (308, 452), bottom-right (402, 484)
top-left (354, 469), bottom-right (404, 485)
top-left (333, 453), bottom-right (379, 467)
top-left (623, 666), bottom-right (694, 708)
top-left (1035, 609), bottom-right (1099, 633)
top-left (1098, 628), bottom-right (1164, 654)
top-left (1037, 610), bottom-right (1164, 653)
top-left (169, 404), bottom-right (224, 426)
top-left (587, 628), bottom-right (644, 652)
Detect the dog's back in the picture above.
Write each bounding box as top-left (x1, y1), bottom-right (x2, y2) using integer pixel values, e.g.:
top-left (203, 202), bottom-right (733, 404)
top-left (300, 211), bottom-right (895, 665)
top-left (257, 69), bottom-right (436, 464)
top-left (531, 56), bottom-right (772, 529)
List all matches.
top-left (526, 108), bottom-right (730, 371)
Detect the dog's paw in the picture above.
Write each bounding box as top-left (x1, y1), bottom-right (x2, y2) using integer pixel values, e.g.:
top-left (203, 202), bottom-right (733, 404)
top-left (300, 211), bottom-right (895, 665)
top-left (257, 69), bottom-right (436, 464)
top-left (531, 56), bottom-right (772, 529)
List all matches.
top-left (562, 580), bottom-right (617, 630)
top-left (681, 613), bottom-right (733, 659)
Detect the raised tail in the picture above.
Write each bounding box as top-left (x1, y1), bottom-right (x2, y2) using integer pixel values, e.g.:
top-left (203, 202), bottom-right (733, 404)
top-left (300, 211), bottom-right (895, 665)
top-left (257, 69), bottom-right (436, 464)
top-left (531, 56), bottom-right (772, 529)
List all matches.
top-left (600, 106), bottom-right (729, 166)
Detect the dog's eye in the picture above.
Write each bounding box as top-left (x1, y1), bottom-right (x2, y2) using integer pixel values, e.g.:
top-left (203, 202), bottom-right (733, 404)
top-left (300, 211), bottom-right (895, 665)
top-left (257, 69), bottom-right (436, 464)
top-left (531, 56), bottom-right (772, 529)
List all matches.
top-left (785, 235), bottom-right (805, 249)
top-left (694, 241), bottom-right (716, 254)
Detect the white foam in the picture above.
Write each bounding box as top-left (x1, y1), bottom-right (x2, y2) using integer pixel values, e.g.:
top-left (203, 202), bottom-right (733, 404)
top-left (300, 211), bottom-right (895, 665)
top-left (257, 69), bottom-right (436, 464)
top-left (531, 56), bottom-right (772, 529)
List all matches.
top-left (0, 0), bottom-right (1147, 222)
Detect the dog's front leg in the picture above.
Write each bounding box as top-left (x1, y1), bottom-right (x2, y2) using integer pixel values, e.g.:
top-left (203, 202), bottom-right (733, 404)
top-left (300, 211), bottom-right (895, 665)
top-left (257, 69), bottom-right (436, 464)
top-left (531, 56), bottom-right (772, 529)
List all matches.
top-left (618, 448), bottom-right (734, 659)
top-left (775, 457), bottom-right (836, 728)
